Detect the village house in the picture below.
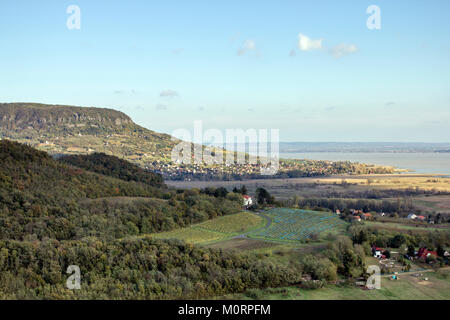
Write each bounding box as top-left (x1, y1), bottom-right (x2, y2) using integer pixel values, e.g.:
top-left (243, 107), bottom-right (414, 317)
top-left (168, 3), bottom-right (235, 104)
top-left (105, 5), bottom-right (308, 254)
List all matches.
top-left (242, 195), bottom-right (252, 207)
top-left (372, 246), bottom-right (385, 259)
top-left (417, 247), bottom-right (438, 260)
top-left (417, 215), bottom-right (426, 221)
top-left (407, 213), bottom-right (417, 220)
top-left (350, 209), bottom-right (363, 215)
top-left (352, 215), bottom-right (361, 222)
top-left (362, 213), bottom-right (372, 220)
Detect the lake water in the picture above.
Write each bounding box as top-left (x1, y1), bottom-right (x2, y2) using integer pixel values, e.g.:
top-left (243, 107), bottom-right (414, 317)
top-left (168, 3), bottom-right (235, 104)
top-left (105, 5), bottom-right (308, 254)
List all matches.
top-left (280, 152), bottom-right (450, 175)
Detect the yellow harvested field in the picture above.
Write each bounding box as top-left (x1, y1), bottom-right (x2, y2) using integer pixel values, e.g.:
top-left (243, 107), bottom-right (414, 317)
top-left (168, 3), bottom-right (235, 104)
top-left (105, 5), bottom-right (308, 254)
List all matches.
top-left (315, 176), bottom-right (450, 192)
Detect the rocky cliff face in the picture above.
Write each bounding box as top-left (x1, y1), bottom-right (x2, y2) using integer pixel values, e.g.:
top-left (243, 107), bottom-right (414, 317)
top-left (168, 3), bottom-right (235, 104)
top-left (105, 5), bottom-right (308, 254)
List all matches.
top-left (0, 103), bottom-right (133, 133)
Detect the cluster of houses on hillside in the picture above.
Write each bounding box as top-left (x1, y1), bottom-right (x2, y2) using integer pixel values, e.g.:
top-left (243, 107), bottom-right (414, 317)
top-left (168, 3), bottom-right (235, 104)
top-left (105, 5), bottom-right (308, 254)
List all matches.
top-left (373, 245), bottom-right (449, 261)
top-left (341, 209), bottom-right (382, 222)
top-left (337, 208), bottom-right (437, 224)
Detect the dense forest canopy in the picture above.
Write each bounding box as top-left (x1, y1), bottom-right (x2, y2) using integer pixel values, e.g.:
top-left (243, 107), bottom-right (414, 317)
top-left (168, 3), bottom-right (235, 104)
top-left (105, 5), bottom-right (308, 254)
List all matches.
top-left (0, 140), bottom-right (241, 240)
top-left (59, 153), bottom-right (165, 188)
top-left (0, 140), bottom-right (305, 299)
top-left (1, 140), bottom-right (441, 300)
top-left (0, 237), bottom-right (301, 299)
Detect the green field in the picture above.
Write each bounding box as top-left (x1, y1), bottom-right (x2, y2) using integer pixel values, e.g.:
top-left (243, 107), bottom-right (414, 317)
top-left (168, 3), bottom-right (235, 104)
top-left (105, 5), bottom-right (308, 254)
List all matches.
top-left (247, 208), bottom-right (346, 242)
top-left (149, 211), bottom-right (265, 244)
top-left (150, 208), bottom-right (348, 247)
top-left (223, 269), bottom-right (450, 300)
top-left (195, 211), bottom-right (266, 234)
top-left (365, 221), bottom-right (449, 232)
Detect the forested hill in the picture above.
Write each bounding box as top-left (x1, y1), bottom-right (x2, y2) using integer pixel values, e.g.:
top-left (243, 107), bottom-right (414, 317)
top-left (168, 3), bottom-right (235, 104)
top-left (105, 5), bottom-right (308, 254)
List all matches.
top-left (0, 140), bottom-right (299, 299)
top-left (0, 140), bottom-right (241, 240)
top-left (0, 102), bottom-right (178, 164)
top-left (59, 153), bottom-right (165, 188)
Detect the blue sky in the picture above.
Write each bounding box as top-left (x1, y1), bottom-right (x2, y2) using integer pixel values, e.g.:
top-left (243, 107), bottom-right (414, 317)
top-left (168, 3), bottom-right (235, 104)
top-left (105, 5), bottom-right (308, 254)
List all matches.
top-left (0, 0), bottom-right (449, 142)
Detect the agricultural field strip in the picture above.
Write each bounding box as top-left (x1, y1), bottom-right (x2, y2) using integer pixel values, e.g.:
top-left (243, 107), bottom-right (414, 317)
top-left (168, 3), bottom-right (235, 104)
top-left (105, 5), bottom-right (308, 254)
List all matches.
top-left (149, 227), bottom-right (225, 244)
top-left (150, 209), bottom-right (346, 244)
top-left (192, 225), bottom-right (243, 235)
top-left (193, 211), bottom-right (265, 234)
top-left (366, 221), bottom-right (450, 232)
top-left (248, 208), bottom-right (346, 241)
top-left (149, 211), bottom-right (266, 244)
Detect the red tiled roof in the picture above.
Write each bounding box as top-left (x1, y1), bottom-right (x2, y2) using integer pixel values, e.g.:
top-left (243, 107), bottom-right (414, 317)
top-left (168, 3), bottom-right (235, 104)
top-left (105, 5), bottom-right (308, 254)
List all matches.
top-left (242, 195), bottom-right (251, 199)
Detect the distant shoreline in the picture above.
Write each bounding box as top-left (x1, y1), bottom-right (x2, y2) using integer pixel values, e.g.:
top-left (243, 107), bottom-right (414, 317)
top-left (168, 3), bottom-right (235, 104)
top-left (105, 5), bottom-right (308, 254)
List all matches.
top-left (280, 152), bottom-right (450, 175)
top-left (166, 173), bottom-right (450, 189)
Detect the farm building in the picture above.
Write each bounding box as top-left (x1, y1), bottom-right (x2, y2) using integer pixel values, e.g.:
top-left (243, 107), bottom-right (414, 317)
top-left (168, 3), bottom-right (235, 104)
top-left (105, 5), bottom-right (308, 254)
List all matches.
top-left (372, 246), bottom-right (385, 259)
top-left (362, 213), bottom-right (372, 220)
top-left (417, 248), bottom-right (438, 260)
top-left (242, 195), bottom-right (252, 207)
top-left (407, 213), bottom-right (417, 220)
top-left (417, 215), bottom-right (426, 221)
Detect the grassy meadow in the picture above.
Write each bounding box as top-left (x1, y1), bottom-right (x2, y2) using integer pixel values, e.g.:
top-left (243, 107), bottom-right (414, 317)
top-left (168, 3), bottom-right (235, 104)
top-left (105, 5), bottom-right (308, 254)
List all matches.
top-left (148, 211), bottom-right (266, 244)
top-left (222, 267), bottom-right (450, 300)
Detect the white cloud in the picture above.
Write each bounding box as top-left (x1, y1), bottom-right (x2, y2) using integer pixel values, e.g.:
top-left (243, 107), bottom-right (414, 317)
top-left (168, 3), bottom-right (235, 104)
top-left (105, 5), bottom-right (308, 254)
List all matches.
top-left (114, 89), bottom-right (137, 95)
top-left (156, 104), bottom-right (167, 110)
top-left (160, 89), bottom-right (179, 97)
top-left (330, 43), bottom-right (359, 58)
top-left (237, 39), bottom-right (256, 56)
top-left (298, 33), bottom-right (323, 51)
top-left (172, 48), bottom-right (184, 54)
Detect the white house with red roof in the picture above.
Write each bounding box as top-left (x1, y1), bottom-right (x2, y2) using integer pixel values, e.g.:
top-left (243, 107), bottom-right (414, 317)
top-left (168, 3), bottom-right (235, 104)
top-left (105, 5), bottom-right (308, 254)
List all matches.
top-left (242, 195), bottom-right (252, 207)
top-left (372, 246), bottom-right (385, 259)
